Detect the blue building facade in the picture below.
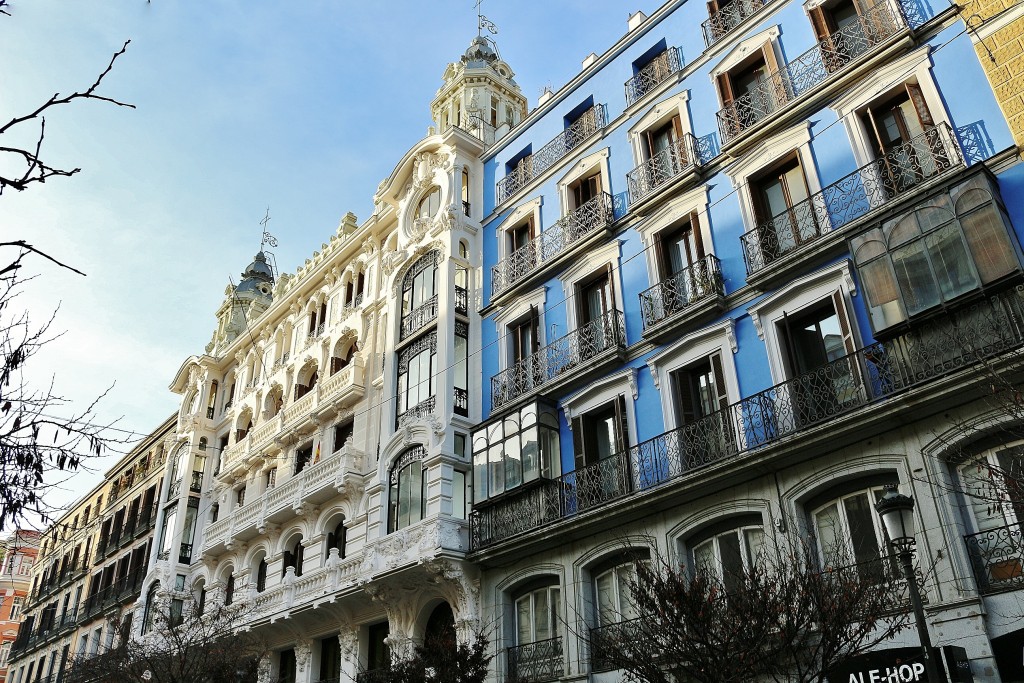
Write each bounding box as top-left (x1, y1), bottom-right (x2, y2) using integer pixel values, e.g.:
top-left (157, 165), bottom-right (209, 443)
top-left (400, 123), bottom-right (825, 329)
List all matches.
top-left (470, 1), bottom-right (1024, 681)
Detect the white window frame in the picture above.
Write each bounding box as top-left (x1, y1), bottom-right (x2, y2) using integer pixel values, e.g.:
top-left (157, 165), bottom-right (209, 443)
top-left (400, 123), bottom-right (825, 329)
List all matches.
top-left (514, 584), bottom-right (562, 645)
top-left (690, 523), bottom-right (766, 582)
top-left (561, 367), bottom-right (639, 451)
top-left (635, 184), bottom-right (715, 286)
top-left (559, 240), bottom-right (623, 333)
top-left (725, 120), bottom-right (822, 236)
top-left (494, 196), bottom-right (544, 263)
top-left (628, 91), bottom-right (694, 165)
top-left (646, 319), bottom-right (739, 432)
top-left (746, 260), bottom-right (859, 385)
top-left (557, 148), bottom-right (612, 216)
top-left (709, 25), bottom-right (784, 107)
top-left (494, 286), bottom-right (547, 371)
top-left (830, 46), bottom-right (950, 168)
top-left (810, 485), bottom-right (890, 566)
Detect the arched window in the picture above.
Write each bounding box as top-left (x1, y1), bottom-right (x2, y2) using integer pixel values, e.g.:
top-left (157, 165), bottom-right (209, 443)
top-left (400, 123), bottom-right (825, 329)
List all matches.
top-left (389, 446), bottom-right (427, 532)
top-left (224, 573), bottom-right (235, 605)
top-left (142, 582), bottom-right (159, 634)
top-left (810, 483), bottom-right (893, 584)
top-left (401, 251), bottom-right (439, 338)
top-left (192, 580), bottom-right (206, 616)
top-left (282, 537), bottom-right (304, 578)
top-left (511, 581), bottom-right (563, 681)
top-left (327, 518), bottom-right (347, 560)
top-left (397, 332), bottom-right (437, 420)
top-left (690, 519), bottom-right (765, 594)
top-left (461, 170), bottom-right (471, 216)
top-left (416, 186), bottom-right (441, 220)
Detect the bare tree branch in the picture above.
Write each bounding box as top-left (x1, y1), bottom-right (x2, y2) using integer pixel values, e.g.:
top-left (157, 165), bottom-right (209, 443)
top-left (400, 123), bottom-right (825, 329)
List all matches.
top-left (0, 39), bottom-right (134, 195)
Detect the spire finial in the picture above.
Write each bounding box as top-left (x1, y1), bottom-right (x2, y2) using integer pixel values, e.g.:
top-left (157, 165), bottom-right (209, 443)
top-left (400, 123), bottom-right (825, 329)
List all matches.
top-left (475, 0), bottom-right (497, 37)
top-left (259, 207), bottom-right (278, 250)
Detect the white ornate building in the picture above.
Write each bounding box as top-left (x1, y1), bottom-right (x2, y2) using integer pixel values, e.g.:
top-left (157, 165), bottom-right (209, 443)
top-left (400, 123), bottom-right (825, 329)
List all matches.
top-left (138, 36), bottom-right (527, 683)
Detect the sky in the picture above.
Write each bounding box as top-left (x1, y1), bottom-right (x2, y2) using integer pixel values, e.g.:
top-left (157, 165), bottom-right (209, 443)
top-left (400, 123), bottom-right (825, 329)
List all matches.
top-left (1, 0), bottom-right (667, 517)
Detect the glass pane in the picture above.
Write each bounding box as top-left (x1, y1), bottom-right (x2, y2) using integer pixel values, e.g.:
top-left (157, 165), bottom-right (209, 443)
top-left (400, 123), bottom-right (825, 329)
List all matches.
top-left (488, 444), bottom-right (505, 497)
top-left (926, 223), bottom-right (979, 301)
top-left (693, 539), bottom-right (715, 577)
top-left (960, 456), bottom-right (1011, 530)
top-left (843, 493), bottom-right (882, 566)
top-left (534, 590), bottom-right (550, 641)
top-left (618, 564), bottom-right (637, 619)
top-left (516, 596), bottom-right (532, 644)
top-left (398, 467), bottom-right (411, 529)
top-left (814, 503), bottom-right (844, 566)
top-left (505, 433), bottom-right (523, 490)
top-left (521, 426), bottom-right (539, 482)
top-left (474, 452), bottom-right (488, 501)
top-left (852, 230), bottom-right (886, 264)
top-left (595, 571), bottom-right (616, 626)
top-left (892, 239), bottom-right (939, 315)
top-left (744, 527), bottom-right (766, 569)
top-left (452, 471), bottom-right (466, 520)
top-left (861, 258), bottom-right (906, 329)
top-left (719, 532), bottom-right (744, 593)
top-left (410, 465), bottom-right (424, 525)
top-left (961, 207), bottom-right (1019, 284)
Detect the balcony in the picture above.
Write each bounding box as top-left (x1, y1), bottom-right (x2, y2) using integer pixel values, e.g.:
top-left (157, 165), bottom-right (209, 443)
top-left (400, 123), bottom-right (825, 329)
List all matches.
top-left (495, 104), bottom-right (606, 204)
top-left (625, 47), bottom-right (684, 106)
top-left (202, 446), bottom-right (364, 551)
top-left (508, 636), bottom-right (563, 683)
top-left (590, 618), bottom-right (642, 673)
top-left (740, 124), bottom-right (961, 280)
top-left (472, 285), bottom-right (1024, 548)
top-left (455, 285), bottom-right (468, 316)
top-left (716, 2), bottom-right (906, 147)
top-left (702, 0), bottom-right (772, 46)
top-left (491, 309), bottom-right (627, 410)
top-left (400, 294), bottom-right (438, 341)
top-left (639, 254), bottom-right (726, 335)
top-left (178, 543), bottom-right (193, 565)
top-left (965, 522), bottom-right (1024, 594)
top-left (626, 133), bottom-right (711, 206)
top-left (491, 192), bottom-right (615, 300)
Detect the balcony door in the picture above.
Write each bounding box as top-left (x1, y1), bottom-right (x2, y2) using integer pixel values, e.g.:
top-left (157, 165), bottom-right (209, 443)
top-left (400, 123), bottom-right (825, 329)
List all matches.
top-left (753, 157), bottom-right (815, 260)
top-left (672, 353), bottom-right (734, 464)
top-left (717, 44), bottom-right (784, 131)
top-left (656, 215), bottom-right (705, 280)
top-left (862, 84), bottom-right (943, 191)
top-left (578, 268), bottom-right (615, 326)
top-left (572, 396), bottom-right (630, 469)
top-left (510, 307), bottom-right (542, 391)
top-left (570, 171), bottom-right (602, 210)
top-left (645, 115), bottom-right (686, 183)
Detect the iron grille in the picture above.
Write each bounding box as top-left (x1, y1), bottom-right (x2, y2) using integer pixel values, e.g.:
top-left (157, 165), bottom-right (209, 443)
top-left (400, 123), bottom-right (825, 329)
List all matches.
top-left (491, 192), bottom-right (614, 297)
top-left (626, 133), bottom-right (701, 204)
top-left (473, 286), bottom-right (1024, 548)
top-left (716, 1), bottom-right (904, 145)
top-left (965, 522), bottom-right (1024, 593)
top-left (490, 309), bottom-right (626, 409)
top-left (495, 104), bottom-right (606, 204)
top-left (740, 124), bottom-right (961, 275)
top-left (702, 0), bottom-right (771, 46)
top-left (639, 255), bottom-right (724, 329)
top-left (508, 636), bottom-right (563, 683)
top-left (624, 47), bottom-right (684, 105)
top-left (455, 285), bottom-right (469, 315)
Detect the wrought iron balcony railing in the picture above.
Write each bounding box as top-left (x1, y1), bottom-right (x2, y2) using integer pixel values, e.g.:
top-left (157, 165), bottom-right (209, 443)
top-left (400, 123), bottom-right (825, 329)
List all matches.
top-left (454, 387), bottom-right (469, 416)
top-left (495, 104), bottom-right (606, 204)
top-left (626, 133), bottom-right (706, 205)
top-left (741, 124), bottom-right (961, 276)
top-left (397, 395), bottom-right (437, 427)
top-left (491, 309), bottom-right (627, 409)
top-left (625, 47), bottom-right (684, 105)
top-left (965, 522), bottom-right (1024, 593)
top-left (508, 636), bottom-right (563, 683)
top-left (702, 0), bottom-right (771, 46)
top-left (400, 294), bottom-right (439, 341)
top-left (590, 618), bottom-right (643, 673)
top-left (189, 470), bottom-right (204, 493)
top-left (491, 192), bottom-right (615, 297)
top-left (639, 254), bottom-right (725, 329)
top-left (473, 286), bottom-right (1024, 548)
top-left (717, 1), bottom-right (904, 145)
top-left (355, 669), bottom-right (390, 683)
top-left (455, 285), bottom-right (468, 315)
top-left (178, 543), bottom-right (193, 565)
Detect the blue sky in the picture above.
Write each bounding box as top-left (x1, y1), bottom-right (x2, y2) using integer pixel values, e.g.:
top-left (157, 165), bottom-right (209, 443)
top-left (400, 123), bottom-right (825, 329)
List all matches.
top-left (1, 1), bottom-right (665, 512)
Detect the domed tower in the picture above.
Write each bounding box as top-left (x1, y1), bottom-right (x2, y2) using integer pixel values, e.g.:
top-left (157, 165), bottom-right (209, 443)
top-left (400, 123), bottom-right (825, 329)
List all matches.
top-left (430, 35), bottom-right (528, 145)
top-left (206, 252), bottom-right (275, 355)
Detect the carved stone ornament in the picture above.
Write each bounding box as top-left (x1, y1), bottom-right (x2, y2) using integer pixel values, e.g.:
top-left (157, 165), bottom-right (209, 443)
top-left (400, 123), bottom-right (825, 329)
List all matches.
top-left (382, 248), bottom-right (406, 277)
top-left (294, 640), bottom-right (312, 673)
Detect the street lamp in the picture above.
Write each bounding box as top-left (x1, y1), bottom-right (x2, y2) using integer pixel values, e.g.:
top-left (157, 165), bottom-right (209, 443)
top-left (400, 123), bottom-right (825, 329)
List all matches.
top-left (874, 485), bottom-right (944, 682)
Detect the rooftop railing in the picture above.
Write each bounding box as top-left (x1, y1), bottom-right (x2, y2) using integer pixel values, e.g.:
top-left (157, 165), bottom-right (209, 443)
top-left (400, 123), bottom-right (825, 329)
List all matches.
top-left (495, 104), bottom-right (606, 204)
top-left (491, 309), bottom-right (626, 410)
top-left (740, 124), bottom-right (961, 275)
top-left (491, 192), bottom-right (614, 298)
top-left (473, 285), bottom-right (1024, 548)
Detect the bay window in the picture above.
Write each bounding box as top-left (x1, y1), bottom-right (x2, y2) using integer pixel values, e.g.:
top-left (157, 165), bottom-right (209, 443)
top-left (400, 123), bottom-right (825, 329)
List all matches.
top-left (472, 401), bottom-right (560, 503)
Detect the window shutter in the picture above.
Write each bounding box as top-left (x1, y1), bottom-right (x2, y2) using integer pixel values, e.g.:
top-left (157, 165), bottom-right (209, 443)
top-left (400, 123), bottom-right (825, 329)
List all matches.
top-left (295, 543), bottom-right (304, 576)
top-left (282, 550), bottom-right (292, 577)
top-left (653, 230), bottom-right (668, 280)
top-left (672, 115), bottom-right (687, 165)
top-left (808, 5), bottom-right (831, 40)
top-left (717, 72), bottom-right (735, 105)
top-left (762, 42), bottom-right (782, 76)
top-left (530, 305), bottom-right (540, 353)
top-left (831, 289), bottom-right (857, 355)
top-left (710, 353), bottom-right (730, 412)
top-left (615, 394), bottom-right (630, 453)
top-left (690, 211), bottom-right (706, 260)
top-left (905, 82), bottom-right (935, 128)
top-left (675, 370), bottom-right (698, 426)
top-left (572, 416), bottom-right (585, 470)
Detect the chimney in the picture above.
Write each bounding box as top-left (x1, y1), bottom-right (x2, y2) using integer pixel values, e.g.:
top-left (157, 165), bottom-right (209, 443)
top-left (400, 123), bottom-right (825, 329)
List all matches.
top-left (628, 11), bottom-right (648, 32)
top-left (582, 52), bottom-right (599, 70)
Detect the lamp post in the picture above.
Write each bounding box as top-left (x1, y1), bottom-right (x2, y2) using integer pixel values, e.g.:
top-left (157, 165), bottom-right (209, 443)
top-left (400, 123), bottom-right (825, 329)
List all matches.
top-left (874, 486), bottom-right (944, 682)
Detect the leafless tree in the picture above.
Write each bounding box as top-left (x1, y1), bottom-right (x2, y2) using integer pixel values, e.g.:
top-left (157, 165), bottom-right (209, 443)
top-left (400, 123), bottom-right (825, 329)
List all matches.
top-left (65, 596), bottom-right (266, 683)
top-left (584, 542), bottom-right (915, 683)
top-left (0, 1), bottom-right (136, 531)
top-left (356, 630), bottom-right (494, 683)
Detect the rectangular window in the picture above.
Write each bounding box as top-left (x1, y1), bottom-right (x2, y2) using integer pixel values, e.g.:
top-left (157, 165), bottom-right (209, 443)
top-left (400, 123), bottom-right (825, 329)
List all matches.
top-left (577, 268), bottom-right (615, 325)
top-left (655, 214), bottom-right (705, 279)
top-left (753, 156), bottom-right (814, 259)
top-left (569, 172), bottom-right (601, 210)
top-left (571, 395), bottom-right (629, 468)
top-left (508, 218), bottom-right (534, 254)
top-left (510, 307), bottom-right (540, 364)
top-left (295, 445), bottom-right (312, 475)
top-left (333, 420), bottom-right (354, 451)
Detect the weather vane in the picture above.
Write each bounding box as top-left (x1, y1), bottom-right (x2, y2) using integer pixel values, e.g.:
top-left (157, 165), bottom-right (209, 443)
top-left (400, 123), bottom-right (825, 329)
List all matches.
top-left (259, 207), bottom-right (278, 250)
top-left (475, 0), bottom-right (498, 36)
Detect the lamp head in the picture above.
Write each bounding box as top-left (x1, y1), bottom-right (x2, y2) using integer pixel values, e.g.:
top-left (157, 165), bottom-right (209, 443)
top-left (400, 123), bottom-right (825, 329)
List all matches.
top-left (874, 485), bottom-right (916, 549)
